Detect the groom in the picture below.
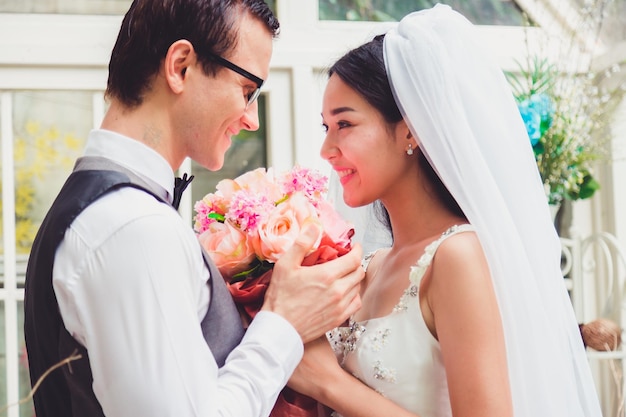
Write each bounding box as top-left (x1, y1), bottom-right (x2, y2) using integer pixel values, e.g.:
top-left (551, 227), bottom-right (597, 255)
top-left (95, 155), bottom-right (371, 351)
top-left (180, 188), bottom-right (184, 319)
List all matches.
top-left (23, 1), bottom-right (364, 416)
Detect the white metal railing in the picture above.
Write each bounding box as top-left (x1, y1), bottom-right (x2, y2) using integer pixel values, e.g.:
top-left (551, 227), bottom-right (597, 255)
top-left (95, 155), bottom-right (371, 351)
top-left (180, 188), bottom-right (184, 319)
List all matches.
top-left (561, 232), bottom-right (626, 417)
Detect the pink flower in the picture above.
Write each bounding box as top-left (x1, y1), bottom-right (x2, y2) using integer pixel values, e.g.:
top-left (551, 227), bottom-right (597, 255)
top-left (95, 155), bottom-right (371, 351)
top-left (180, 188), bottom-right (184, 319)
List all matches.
top-left (193, 194), bottom-right (228, 233)
top-left (280, 165), bottom-right (328, 203)
top-left (227, 190), bottom-right (274, 233)
top-left (316, 199), bottom-right (354, 248)
top-left (253, 192), bottom-right (323, 263)
top-left (198, 221), bottom-right (256, 276)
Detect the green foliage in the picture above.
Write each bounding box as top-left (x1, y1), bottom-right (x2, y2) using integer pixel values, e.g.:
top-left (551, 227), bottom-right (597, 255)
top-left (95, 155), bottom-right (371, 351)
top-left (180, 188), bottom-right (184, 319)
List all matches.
top-left (507, 56), bottom-right (558, 100)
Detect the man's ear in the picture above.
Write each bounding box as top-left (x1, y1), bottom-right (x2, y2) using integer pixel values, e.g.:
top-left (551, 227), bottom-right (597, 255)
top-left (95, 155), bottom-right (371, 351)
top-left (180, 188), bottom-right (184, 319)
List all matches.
top-left (164, 39), bottom-right (194, 94)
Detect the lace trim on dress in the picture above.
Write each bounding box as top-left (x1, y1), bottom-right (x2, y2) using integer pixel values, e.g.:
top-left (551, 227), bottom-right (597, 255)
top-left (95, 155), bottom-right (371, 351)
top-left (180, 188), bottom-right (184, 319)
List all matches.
top-left (361, 250), bottom-right (377, 271)
top-left (395, 224), bottom-right (474, 312)
top-left (408, 224), bottom-right (475, 287)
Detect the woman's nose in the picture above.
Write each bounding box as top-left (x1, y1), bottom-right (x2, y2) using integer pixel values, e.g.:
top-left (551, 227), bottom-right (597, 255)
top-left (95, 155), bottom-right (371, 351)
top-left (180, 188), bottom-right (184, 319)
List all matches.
top-left (320, 134), bottom-right (339, 161)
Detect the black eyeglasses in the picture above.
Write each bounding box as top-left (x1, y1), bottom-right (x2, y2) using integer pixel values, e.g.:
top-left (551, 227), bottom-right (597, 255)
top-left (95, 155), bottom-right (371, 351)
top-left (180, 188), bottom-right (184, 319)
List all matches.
top-left (207, 52), bottom-right (264, 108)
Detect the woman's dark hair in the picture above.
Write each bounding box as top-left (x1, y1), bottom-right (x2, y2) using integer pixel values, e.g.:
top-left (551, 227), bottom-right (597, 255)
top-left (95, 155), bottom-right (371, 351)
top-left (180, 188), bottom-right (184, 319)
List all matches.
top-left (106, 0), bottom-right (280, 107)
top-left (329, 35), bottom-right (402, 126)
top-left (329, 34), bottom-right (465, 236)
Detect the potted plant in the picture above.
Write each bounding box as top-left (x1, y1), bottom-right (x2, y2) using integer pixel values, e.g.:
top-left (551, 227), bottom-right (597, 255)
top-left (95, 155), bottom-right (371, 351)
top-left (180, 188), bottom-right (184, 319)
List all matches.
top-left (505, 1), bottom-right (624, 207)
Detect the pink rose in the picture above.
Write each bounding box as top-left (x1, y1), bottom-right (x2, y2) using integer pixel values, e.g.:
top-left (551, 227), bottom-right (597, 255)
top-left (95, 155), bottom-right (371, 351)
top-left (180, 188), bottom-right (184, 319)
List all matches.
top-left (198, 221), bottom-right (256, 277)
top-left (253, 192), bottom-right (322, 263)
top-left (316, 199), bottom-right (354, 248)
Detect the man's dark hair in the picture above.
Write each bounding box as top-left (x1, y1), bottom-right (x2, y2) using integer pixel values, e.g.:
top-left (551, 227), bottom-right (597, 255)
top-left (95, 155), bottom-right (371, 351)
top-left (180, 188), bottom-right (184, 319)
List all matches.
top-left (106, 0), bottom-right (279, 107)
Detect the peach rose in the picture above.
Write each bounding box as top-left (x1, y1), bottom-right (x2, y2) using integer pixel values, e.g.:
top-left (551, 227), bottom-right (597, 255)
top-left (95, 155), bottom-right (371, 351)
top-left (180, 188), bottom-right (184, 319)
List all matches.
top-left (217, 167), bottom-right (283, 203)
top-left (198, 221), bottom-right (256, 278)
top-left (253, 192), bottom-right (322, 263)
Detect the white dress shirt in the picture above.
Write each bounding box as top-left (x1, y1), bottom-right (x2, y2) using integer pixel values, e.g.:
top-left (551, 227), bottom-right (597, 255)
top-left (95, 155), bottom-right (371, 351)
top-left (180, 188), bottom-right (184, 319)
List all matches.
top-left (53, 129), bottom-right (303, 417)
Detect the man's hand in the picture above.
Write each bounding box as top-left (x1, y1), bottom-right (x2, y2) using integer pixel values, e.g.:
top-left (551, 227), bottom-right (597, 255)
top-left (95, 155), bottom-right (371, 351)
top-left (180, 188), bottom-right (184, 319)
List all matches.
top-left (261, 223), bottom-right (364, 343)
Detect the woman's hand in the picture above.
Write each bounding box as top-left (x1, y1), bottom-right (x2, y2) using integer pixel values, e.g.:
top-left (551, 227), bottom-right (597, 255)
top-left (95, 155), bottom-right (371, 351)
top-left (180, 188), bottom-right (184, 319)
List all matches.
top-left (289, 336), bottom-right (421, 417)
top-left (288, 336), bottom-right (340, 399)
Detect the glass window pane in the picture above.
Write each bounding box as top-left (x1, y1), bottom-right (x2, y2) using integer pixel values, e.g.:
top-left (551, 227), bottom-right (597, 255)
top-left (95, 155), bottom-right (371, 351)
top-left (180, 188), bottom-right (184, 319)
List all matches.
top-left (0, 0), bottom-right (132, 14)
top-left (190, 95), bottom-right (268, 209)
top-left (319, 0), bottom-right (526, 25)
top-left (12, 91), bottom-right (91, 286)
top-left (266, 0), bottom-right (276, 14)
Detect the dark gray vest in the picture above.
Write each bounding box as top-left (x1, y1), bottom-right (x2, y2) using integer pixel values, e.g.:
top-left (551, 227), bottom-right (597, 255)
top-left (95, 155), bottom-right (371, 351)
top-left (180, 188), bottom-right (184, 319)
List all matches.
top-left (24, 156), bottom-right (244, 417)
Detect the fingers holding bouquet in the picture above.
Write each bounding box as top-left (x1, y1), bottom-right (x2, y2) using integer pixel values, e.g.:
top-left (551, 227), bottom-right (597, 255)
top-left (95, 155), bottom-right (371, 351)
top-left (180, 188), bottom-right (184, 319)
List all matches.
top-left (269, 225), bottom-right (364, 343)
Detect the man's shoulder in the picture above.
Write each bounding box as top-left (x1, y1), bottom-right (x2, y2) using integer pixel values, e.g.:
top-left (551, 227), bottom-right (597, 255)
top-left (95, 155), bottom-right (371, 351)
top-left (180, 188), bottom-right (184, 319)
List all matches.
top-left (70, 186), bottom-right (180, 246)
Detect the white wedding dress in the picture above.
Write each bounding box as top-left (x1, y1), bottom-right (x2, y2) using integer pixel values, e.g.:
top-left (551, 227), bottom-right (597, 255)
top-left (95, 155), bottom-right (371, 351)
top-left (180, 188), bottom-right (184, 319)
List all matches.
top-left (327, 224), bottom-right (474, 417)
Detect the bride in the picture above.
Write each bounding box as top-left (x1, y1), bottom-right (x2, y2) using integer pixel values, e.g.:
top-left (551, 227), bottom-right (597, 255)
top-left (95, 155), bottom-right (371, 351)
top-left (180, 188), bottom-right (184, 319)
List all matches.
top-left (288, 5), bottom-right (602, 417)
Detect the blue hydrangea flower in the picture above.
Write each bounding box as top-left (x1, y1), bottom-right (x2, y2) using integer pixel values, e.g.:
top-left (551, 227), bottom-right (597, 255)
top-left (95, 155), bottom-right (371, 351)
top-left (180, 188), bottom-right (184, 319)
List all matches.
top-left (518, 93), bottom-right (555, 146)
top-left (529, 94), bottom-right (554, 123)
top-left (518, 103), bottom-right (542, 145)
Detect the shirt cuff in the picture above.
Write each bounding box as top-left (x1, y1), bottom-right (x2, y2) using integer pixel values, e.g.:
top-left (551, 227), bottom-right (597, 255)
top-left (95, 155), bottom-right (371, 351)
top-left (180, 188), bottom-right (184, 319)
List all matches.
top-left (245, 311), bottom-right (304, 373)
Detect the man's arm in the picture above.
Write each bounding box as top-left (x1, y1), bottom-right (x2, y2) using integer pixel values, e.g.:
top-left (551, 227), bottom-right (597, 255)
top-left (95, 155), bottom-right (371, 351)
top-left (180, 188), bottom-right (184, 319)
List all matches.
top-left (55, 189), bottom-right (299, 416)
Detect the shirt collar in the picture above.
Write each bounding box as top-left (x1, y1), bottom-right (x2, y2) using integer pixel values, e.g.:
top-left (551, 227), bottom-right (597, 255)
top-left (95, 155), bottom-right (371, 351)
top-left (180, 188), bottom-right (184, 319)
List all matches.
top-left (84, 129), bottom-right (175, 203)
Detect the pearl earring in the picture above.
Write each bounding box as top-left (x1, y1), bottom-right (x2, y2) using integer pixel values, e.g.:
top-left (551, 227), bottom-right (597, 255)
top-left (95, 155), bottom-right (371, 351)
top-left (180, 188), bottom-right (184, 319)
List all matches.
top-left (406, 143), bottom-right (414, 156)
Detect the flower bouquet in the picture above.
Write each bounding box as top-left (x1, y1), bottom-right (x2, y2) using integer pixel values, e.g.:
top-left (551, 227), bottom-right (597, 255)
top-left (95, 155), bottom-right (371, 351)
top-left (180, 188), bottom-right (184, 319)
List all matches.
top-left (194, 165), bottom-right (354, 417)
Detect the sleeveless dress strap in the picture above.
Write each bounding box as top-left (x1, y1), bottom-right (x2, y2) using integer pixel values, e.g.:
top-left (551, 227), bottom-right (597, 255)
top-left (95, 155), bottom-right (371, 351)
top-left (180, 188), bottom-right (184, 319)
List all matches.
top-left (409, 224), bottom-right (475, 287)
top-left (361, 250), bottom-right (380, 271)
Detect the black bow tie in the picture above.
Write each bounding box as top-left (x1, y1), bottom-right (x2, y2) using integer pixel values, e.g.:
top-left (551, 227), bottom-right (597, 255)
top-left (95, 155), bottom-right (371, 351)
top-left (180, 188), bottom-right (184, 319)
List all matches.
top-left (172, 173), bottom-right (194, 210)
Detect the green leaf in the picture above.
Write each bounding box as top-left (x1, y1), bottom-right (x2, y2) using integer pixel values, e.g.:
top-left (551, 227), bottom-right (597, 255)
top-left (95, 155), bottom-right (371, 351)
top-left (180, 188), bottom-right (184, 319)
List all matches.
top-left (208, 212), bottom-right (225, 222)
top-left (229, 259), bottom-right (273, 283)
top-left (575, 174), bottom-right (600, 200)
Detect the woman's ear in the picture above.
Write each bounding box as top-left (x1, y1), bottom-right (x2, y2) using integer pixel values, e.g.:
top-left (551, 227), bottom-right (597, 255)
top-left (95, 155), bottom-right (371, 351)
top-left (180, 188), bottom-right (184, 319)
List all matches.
top-left (394, 119), bottom-right (412, 141)
top-left (164, 39), bottom-right (194, 94)
top-left (407, 129), bottom-right (419, 149)
top-left (395, 120), bottom-right (418, 151)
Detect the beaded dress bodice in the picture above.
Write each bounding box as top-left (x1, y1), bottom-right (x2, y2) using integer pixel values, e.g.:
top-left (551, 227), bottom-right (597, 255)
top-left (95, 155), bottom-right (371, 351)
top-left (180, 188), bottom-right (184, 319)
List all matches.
top-left (327, 224), bottom-right (474, 417)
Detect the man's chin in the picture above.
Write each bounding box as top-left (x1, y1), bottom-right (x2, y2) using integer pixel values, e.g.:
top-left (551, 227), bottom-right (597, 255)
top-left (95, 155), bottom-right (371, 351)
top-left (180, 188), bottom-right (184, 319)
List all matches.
top-left (190, 155), bottom-right (225, 172)
top-left (205, 160), bottom-right (225, 171)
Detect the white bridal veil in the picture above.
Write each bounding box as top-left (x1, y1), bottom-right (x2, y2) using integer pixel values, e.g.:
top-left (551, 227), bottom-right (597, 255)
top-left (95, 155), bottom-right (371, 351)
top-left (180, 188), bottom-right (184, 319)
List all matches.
top-left (376, 4), bottom-right (600, 416)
